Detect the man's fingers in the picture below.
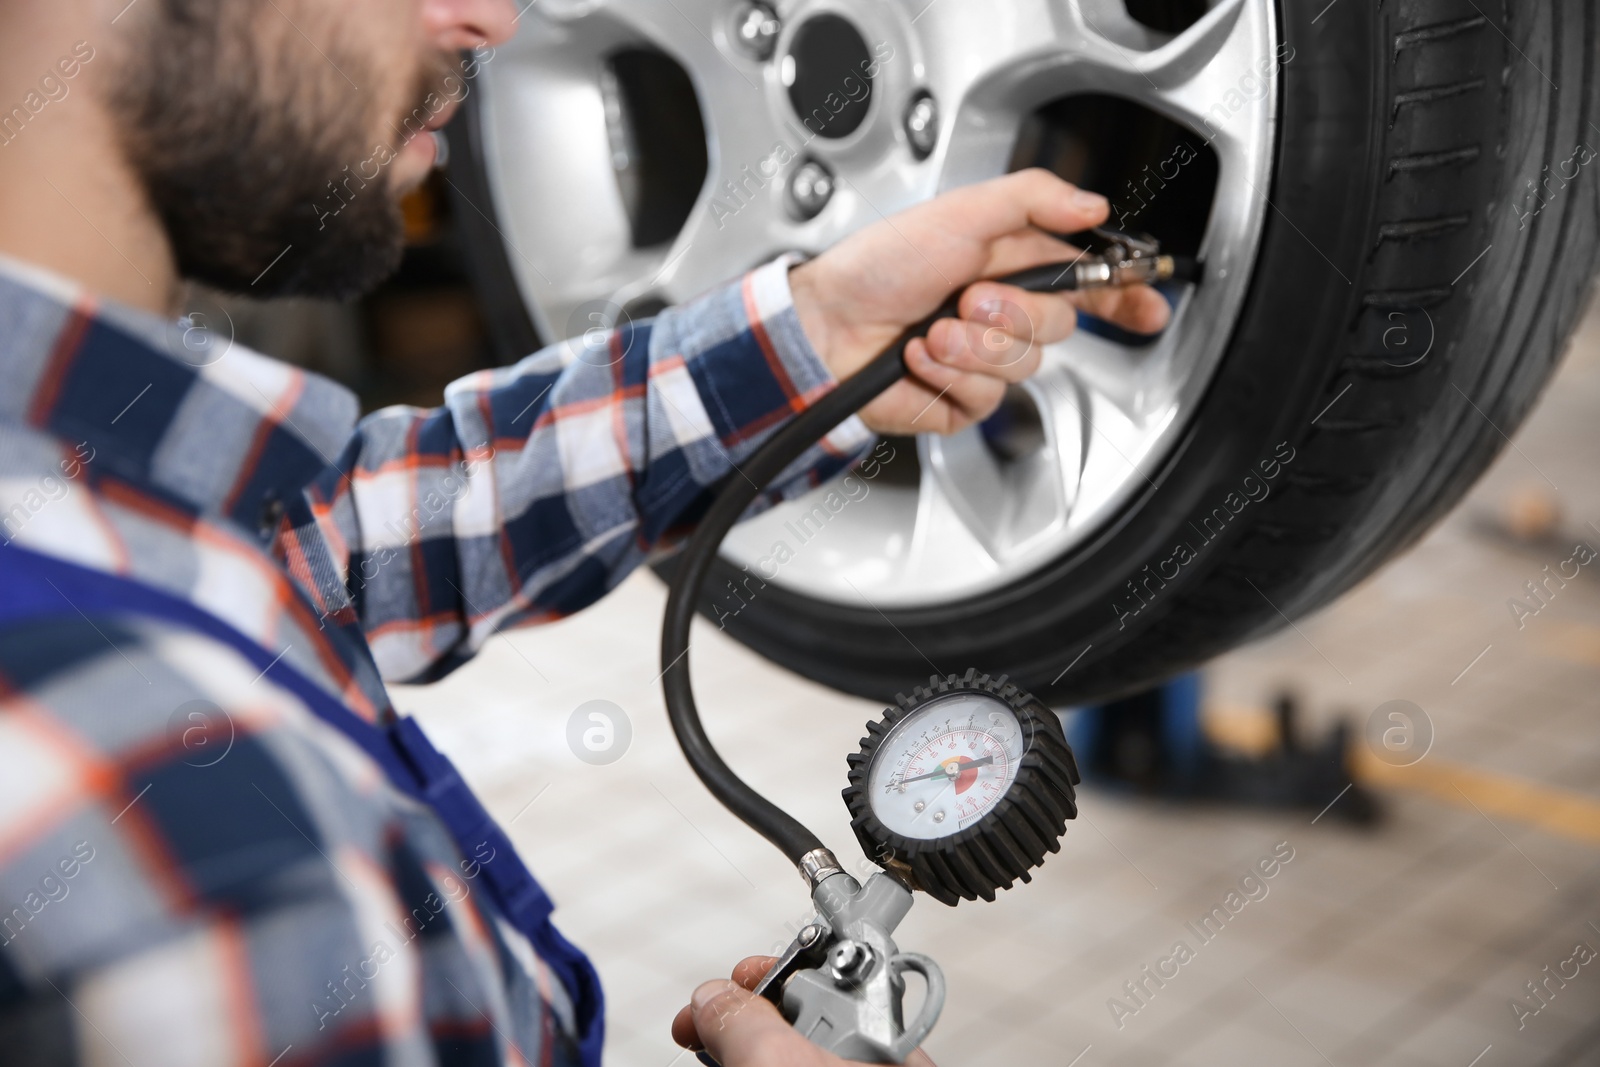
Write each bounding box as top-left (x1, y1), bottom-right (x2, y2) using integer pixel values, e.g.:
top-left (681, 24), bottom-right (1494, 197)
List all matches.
top-left (905, 341), bottom-right (1008, 426)
top-left (918, 168), bottom-right (1109, 249)
top-left (731, 956), bottom-right (778, 991)
top-left (965, 277), bottom-right (1171, 342)
top-left (691, 980), bottom-right (818, 1067)
top-left (863, 346), bottom-right (956, 434)
top-left (964, 240), bottom-right (1175, 343)
top-left (672, 957), bottom-right (780, 1051)
top-left (670, 1003), bottom-right (702, 1051)
top-left (978, 229), bottom-right (1085, 280)
top-left (679, 978), bottom-right (936, 1065)
top-left (925, 316), bottom-right (1048, 384)
top-left (958, 283), bottom-right (1079, 349)
top-left (1070, 283), bottom-right (1173, 335)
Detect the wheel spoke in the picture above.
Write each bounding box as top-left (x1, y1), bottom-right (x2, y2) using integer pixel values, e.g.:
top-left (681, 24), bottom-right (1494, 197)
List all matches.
top-left (539, 0), bottom-right (746, 89)
top-left (1121, 0), bottom-right (1274, 158)
top-left (936, 0), bottom-right (1257, 186)
top-left (1069, 0), bottom-right (1249, 91)
top-left (917, 379), bottom-right (1082, 566)
top-left (484, 0), bottom-right (780, 334)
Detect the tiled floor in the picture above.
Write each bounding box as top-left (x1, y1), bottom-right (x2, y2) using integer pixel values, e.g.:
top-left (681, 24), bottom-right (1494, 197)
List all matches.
top-left (397, 291), bottom-right (1600, 1066)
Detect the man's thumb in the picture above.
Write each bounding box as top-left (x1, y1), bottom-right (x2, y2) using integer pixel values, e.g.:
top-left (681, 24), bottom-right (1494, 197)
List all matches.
top-left (691, 979), bottom-right (806, 1065)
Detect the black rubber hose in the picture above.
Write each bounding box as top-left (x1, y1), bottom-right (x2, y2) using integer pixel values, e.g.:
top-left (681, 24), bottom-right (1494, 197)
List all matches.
top-left (659, 254), bottom-right (1196, 865)
top-left (659, 303), bottom-right (942, 863)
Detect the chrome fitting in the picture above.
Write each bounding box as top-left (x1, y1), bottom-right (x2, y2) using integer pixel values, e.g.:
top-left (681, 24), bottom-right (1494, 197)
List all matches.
top-left (1093, 254), bottom-right (1178, 289)
top-left (798, 847), bottom-right (846, 889)
top-left (1074, 227), bottom-right (1179, 290)
top-left (1074, 260), bottom-right (1115, 289)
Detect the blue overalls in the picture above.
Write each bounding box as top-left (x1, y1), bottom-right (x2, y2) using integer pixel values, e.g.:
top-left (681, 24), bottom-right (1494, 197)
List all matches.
top-left (0, 543), bottom-right (605, 1067)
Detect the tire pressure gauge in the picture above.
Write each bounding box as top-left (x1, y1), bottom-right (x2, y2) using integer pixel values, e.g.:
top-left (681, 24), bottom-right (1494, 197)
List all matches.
top-left (663, 245), bottom-right (1174, 1061)
top-left (845, 670), bottom-right (1081, 906)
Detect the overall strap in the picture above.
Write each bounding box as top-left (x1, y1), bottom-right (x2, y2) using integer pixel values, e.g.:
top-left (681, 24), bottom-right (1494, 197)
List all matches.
top-left (0, 544), bottom-right (605, 1067)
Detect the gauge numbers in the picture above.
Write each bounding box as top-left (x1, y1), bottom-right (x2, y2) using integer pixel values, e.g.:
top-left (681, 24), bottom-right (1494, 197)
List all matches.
top-left (866, 693), bottom-right (1025, 840)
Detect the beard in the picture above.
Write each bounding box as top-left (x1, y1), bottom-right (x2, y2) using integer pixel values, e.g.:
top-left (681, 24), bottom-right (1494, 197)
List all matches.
top-left (109, 1), bottom-right (447, 300)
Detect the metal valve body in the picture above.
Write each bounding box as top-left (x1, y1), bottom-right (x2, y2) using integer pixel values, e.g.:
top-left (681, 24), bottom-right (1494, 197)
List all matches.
top-left (754, 867), bottom-right (946, 1064)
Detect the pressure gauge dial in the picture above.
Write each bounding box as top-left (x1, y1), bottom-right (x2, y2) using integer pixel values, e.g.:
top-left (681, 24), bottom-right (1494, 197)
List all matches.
top-left (844, 670), bottom-right (1080, 906)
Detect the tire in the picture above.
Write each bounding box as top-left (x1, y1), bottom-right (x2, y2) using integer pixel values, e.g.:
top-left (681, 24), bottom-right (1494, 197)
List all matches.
top-left (693, 0), bottom-right (1600, 703)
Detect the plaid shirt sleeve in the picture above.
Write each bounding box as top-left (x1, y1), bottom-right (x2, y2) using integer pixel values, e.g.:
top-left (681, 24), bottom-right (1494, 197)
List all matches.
top-left (288, 255), bottom-right (873, 683)
top-left (0, 613), bottom-right (584, 1067)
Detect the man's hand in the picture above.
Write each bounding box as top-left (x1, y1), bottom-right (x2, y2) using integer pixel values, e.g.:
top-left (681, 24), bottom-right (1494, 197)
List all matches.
top-left (671, 957), bottom-right (938, 1066)
top-left (788, 168), bottom-right (1172, 437)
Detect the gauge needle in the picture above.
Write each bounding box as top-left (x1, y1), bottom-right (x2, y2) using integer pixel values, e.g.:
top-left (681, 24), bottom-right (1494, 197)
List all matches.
top-left (896, 755), bottom-right (995, 786)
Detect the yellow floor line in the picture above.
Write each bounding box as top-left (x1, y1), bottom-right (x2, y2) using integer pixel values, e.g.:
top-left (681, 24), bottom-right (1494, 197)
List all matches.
top-left (1536, 618), bottom-right (1600, 665)
top-left (1352, 749), bottom-right (1600, 847)
top-left (1204, 706), bottom-right (1600, 847)
top-left (1202, 705), bottom-right (1280, 756)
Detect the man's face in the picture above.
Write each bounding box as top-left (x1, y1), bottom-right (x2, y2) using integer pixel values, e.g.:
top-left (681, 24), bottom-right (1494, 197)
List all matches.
top-left (110, 0), bottom-right (481, 300)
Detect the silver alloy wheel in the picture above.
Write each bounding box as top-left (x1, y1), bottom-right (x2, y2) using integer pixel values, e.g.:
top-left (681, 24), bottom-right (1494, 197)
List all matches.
top-left (475, 0), bottom-right (1279, 608)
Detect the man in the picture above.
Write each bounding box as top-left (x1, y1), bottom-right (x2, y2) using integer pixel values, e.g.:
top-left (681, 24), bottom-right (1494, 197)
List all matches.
top-left (0, 1), bottom-right (1168, 1064)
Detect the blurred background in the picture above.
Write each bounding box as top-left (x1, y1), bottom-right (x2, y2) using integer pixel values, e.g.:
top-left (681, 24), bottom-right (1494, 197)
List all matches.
top-left (214, 171), bottom-right (1600, 1066)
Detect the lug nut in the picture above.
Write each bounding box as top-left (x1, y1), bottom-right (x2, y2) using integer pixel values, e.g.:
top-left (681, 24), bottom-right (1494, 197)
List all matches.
top-left (732, 2), bottom-right (782, 61)
top-left (788, 160), bottom-right (835, 220)
top-left (905, 91), bottom-right (939, 159)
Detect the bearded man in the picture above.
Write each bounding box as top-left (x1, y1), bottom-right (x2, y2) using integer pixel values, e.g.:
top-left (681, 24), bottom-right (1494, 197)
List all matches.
top-left (0, 2), bottom-right (1166, 1064)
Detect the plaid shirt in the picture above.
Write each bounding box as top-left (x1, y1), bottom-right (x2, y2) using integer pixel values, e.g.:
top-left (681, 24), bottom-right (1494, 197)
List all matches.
top-left (0, 252), bottom-right (871, 1066)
